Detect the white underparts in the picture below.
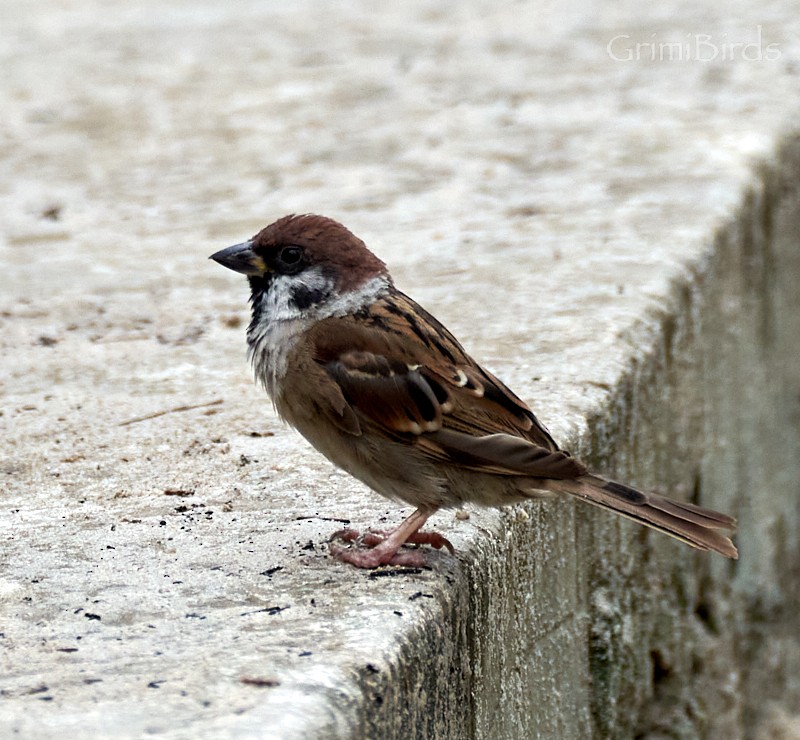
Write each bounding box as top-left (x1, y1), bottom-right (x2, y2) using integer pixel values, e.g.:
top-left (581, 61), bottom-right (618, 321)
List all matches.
top-left (247, 271), bottom-right (390, 400)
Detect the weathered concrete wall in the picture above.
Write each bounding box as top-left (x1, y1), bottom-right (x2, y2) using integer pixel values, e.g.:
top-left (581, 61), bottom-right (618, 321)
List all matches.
top-left (577, 140), bottom-right (800, 739)
top-left (2, 1), bottom-right (800, 738)
top-left (460, 139), bottom-right (800, 740)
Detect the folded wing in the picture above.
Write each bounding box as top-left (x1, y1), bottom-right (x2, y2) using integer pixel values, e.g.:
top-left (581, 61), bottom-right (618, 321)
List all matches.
top-left (307, 289), bottom-right (586, 481)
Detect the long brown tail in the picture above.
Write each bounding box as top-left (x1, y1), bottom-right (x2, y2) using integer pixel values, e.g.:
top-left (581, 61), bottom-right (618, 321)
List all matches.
top-left (547, 474), bottom-right (738, 559)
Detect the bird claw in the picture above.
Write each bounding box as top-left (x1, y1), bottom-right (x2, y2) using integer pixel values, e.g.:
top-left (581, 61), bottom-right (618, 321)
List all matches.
top-left (328, 527), bottom-right (455, 569)
top-left (330, 527), bottom-right (454, 553)
top-left (329, 540), bottom-right (430, 568)
top-left (329, 528), bottom-right (385, 547)
top-left (401, 530), bottom-right (455, 554)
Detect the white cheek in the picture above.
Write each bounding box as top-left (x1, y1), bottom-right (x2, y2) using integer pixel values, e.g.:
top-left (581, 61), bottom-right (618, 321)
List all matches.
top-left (259, 269), bottom-right (390, 323)
top-left (261, 270), bottom-right (331, 322)
top-left (321, 275), bottom-right (390, 318)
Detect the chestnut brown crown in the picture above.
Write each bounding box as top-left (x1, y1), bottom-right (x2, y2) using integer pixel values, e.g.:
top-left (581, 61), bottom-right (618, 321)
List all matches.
top-left (251, 214), bottom-right (389, 292)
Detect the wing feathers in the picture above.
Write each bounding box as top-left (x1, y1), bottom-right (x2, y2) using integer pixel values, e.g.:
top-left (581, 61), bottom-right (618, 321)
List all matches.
top-left (303, 289), bottom-right (574, 476)
top-left (422, 429), bottom-right (587, 479)
top-left (325, 350), bottom-right (448, 434)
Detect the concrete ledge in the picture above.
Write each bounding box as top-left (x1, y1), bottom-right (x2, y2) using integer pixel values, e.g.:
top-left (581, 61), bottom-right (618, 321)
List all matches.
top-left (2, 2), bottom-right (800, 738)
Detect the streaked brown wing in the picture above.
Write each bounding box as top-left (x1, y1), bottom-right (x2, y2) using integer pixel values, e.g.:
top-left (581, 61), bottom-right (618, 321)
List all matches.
top-left (325, 349), bottom-right (451, 435)
top-left (306, 289), bottom-right (586, 480)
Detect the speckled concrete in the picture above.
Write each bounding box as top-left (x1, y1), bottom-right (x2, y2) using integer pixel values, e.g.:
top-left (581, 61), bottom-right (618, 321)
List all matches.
top-left (2, 1), bottom-right (800, 737)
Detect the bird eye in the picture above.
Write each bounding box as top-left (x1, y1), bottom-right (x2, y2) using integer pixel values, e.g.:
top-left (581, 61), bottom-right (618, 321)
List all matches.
top-left (280, 246), bottom-right (302, 264)
top-left (275, 245), bottom-right (304, 273)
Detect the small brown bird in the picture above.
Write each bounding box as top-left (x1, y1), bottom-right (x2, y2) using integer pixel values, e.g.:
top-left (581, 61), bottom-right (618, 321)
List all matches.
top-left (210, 215), bottom-right (737, 568)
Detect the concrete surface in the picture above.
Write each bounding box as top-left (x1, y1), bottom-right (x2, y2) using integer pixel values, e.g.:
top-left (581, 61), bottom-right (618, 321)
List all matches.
top-left (2, 1), bottom-right (800, 738)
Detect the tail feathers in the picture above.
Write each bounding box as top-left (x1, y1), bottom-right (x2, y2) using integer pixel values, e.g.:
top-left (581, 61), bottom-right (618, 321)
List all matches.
top-left (549, 474), bottom-right (738, 559)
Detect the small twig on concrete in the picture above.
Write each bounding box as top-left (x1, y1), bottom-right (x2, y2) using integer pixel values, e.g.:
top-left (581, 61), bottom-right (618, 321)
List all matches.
top-left (118, 399), bottom-right (223, 426)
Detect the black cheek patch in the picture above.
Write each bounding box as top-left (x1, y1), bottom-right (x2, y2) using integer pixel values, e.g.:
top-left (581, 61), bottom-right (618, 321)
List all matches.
top-left (291, 284), bottom-right (332, 311)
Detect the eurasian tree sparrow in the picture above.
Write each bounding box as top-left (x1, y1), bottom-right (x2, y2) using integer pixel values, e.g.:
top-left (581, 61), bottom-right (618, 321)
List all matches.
top-left (210, 215), bottom-right (737, 568)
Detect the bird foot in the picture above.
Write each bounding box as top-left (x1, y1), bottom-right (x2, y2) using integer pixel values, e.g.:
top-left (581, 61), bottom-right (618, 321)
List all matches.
top-left (332, 528), bottom-right (455, 552)
top-left (329, 527), bottom-right (455, 569)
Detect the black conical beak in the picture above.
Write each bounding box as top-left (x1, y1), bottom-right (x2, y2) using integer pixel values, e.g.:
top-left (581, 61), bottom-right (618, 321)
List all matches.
top-left (209, 240), bottom-right (266, 276)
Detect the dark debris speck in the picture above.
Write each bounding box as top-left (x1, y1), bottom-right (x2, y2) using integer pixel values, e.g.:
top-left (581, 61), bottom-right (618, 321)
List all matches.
top-left (368, 568), bottom-right (424, 580)
top-left (240, 676), bottom-right (280, 687)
